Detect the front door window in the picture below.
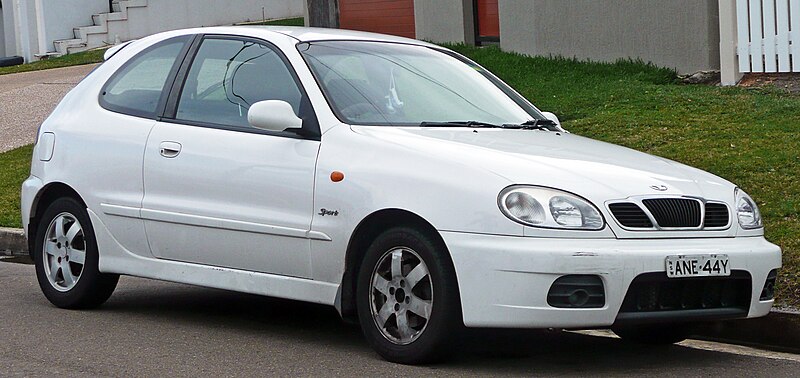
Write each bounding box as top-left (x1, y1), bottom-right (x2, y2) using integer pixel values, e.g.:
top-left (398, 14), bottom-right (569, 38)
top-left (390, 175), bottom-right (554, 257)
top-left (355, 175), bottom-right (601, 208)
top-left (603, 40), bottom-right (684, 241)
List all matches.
top-left (176, 38), bottom-right (304, 130)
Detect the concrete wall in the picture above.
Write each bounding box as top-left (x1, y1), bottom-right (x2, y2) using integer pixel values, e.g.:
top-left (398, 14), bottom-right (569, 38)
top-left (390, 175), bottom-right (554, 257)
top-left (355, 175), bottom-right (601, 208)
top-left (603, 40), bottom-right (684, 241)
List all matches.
top-left (1, 0), bottom-right (105, 60)
top-left (2, 0), bottom-right (302, 60)
top-left (498, 0), bottom-right (720, 74)
top-left (107, 0), bottom-right (304, 42)
top-left (0, 3), bottom-right (5, 57)
top-left (41, 0), bottom-right (108, 46)
top-left (5, 0), bottom-right (39, 62)
top-left (1, 0), bottom-right (13, 58)
top-left (413, 0), bottom-right (474, 44)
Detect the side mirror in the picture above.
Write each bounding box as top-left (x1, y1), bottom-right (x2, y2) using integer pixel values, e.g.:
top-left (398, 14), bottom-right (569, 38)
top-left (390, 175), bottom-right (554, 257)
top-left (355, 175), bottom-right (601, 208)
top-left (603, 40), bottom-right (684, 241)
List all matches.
top-left (247, 100), bottom-right (303, 132)
top-left (541, 111), bottom-right (561, 127)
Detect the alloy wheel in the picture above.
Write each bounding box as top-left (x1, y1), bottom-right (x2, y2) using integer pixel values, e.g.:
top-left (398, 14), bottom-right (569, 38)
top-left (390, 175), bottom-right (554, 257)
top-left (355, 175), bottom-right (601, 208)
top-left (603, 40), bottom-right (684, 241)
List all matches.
top-left (42, 212), bottom-right (86, 292)
top-left (369, 247), bottom-right (433, 345)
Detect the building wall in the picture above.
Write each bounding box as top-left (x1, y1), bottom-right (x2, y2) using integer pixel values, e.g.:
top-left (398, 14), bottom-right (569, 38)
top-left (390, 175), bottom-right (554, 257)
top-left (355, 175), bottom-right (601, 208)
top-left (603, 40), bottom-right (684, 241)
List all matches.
top-left (1, 0), bottom-right (14, 58)
top-left (499, 0), bottom-right (720, 74)
top-left (414, 0), bottom-right (473, 44)
top-left (106, 0), bottom-right (304, 42)
top-left (1, 0), bottom-right (106, 60)
top-left (7, 0), bottom-right (39, 62)
top-left (3, 0), bottom-right (302, 60)
top-left (0, 3), bottom-right (5, 57)
top-left (42, 0), bottom-right (108, 47)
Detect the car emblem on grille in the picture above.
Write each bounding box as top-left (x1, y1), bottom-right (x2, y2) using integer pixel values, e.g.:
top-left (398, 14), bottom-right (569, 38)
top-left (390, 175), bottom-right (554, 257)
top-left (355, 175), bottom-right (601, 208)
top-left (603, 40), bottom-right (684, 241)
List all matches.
top-left (650, 185), bottom-right (668, 191)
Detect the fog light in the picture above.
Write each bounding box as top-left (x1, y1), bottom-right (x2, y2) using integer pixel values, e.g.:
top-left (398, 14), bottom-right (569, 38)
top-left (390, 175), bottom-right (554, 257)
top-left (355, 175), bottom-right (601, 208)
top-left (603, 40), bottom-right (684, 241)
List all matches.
top-left (547, 275), bottom-right (605, 308)
top-left (568, 289), bottom-right (590, 307)
top-left (760, 269), bottom-right (778, 300)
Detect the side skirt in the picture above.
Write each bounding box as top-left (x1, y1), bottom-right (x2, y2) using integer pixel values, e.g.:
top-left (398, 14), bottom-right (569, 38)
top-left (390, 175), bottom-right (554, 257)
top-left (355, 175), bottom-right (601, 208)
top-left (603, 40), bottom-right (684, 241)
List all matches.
top-left (88, 209), bottom-right (339, 306)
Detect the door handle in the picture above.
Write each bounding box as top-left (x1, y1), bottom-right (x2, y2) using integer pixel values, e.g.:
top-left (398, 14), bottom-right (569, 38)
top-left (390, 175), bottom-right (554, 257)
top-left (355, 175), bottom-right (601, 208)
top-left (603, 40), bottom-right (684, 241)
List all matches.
top-left (159, 141), bottom-right (182, 158)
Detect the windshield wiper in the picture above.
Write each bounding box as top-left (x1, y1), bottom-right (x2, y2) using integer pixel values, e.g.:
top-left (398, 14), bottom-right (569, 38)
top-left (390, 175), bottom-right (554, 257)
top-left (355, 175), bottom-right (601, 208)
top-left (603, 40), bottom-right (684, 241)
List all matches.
top-left (420, 119), bottom-right (560, 131)
top-left (501, 119), bottom-right (560, 131)
top-left (419, 121), bottom-right (504, 128)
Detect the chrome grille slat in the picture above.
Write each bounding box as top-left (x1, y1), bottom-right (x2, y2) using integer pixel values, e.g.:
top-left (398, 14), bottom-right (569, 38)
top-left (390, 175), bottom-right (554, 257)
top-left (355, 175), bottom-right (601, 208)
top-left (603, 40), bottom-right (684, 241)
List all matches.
top-left (609, 198), bottom-right (730, 231)
top-left (642, 198), bottom-right (701, 228)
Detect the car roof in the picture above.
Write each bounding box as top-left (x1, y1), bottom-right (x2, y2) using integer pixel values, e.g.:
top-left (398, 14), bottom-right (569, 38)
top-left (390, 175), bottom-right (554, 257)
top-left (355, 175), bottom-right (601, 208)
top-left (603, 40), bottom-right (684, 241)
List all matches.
top-left (164, 26), bottom-right (439, 48)
top-left (264, 26), bottom-right (436, 45)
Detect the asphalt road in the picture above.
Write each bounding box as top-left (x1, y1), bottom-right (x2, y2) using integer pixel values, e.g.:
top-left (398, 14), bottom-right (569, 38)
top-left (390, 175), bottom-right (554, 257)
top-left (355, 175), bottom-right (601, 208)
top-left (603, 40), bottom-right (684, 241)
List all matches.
top-left (1, 259), bottom-right (799, 377)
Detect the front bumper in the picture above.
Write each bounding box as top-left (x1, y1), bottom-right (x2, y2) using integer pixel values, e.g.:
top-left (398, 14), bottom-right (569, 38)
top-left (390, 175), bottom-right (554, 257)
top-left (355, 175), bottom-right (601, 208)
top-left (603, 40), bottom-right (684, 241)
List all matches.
top-left (441, 231), bottom-right (781, 329)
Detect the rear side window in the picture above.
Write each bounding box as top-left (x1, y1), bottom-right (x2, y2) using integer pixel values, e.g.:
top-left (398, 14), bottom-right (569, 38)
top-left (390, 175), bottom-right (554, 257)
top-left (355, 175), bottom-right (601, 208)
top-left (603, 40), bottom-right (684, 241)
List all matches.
top-left (100, 36), bottom-right (189, 118)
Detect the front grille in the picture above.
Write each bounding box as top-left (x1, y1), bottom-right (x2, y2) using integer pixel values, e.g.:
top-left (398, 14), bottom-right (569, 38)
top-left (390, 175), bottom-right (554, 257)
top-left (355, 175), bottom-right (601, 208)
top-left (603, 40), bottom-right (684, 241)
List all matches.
top-left (619, 271), bottom-right (751, 314)
top-left (608, 203), bottom-right (653, 228)
top-left (642, 198), bottom-right (702, 228)
top-left (704, 203), bottom-right (730, 228)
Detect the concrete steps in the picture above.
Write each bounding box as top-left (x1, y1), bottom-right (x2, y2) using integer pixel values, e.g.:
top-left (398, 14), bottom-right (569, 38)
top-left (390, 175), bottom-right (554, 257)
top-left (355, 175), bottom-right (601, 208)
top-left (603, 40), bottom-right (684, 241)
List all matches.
top-left (53, 0), bottom-right (148, 56)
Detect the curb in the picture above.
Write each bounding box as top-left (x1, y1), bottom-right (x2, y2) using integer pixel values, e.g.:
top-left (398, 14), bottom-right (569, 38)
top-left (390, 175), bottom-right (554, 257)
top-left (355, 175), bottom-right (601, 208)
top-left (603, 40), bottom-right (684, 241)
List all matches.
top-left (0, 227), bottom-right (27, 256)
top-left (691, 309), bottom-right (800, 354)
top-left (0, 226), bottom-right (798, 352)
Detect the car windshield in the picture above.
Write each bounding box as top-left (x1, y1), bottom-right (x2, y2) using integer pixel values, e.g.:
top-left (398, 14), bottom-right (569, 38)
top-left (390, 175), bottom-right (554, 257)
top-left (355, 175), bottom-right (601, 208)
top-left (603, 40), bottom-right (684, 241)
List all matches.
top-left (299, 41), bottom-right (541, 126)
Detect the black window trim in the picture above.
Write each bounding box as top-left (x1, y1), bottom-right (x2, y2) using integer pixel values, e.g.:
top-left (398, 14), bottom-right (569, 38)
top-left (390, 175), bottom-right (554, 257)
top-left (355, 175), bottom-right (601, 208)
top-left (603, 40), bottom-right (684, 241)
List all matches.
top-left (160, 34), bottom-right (203, 120)
top-left (160, 34), bottom-right (321, 141)
top-left (98, 34), bottom-right (194, 120)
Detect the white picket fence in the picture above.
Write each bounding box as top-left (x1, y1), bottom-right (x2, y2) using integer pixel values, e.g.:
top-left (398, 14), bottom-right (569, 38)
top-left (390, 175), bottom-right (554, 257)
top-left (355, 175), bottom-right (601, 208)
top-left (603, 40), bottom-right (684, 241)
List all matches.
top-left (736, 0), bottom-right (800, 72)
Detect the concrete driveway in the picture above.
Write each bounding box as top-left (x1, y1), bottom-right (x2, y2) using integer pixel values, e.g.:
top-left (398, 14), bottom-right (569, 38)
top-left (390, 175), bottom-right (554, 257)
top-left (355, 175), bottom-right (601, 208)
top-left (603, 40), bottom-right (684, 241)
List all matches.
top-left (0, 64), bottom-right (98, 153)
top-left (1, 260), bottom-right (799, 376)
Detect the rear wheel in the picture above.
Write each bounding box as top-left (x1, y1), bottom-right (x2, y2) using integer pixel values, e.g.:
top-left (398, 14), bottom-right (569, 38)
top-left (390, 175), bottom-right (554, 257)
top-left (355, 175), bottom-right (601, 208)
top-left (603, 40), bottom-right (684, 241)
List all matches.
top-left (356, 227), bottom-right (460, 364)
top-left (612, 323), bottom-right (691, 345)
top-left (34, 197), bottom-right (119, 309)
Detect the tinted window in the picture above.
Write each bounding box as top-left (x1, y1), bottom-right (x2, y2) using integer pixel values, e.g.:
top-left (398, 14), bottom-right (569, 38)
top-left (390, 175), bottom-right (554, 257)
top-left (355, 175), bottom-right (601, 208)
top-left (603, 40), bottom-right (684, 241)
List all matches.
top-left (176, 38), bottom-right (303, 129)
top-left (101, 37), bottom-right (188, 117)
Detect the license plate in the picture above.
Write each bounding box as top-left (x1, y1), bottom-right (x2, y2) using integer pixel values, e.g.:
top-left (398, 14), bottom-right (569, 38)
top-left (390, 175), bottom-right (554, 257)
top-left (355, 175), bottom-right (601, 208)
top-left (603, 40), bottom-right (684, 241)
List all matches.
top-left (665, 254), bottom-right (730, 278)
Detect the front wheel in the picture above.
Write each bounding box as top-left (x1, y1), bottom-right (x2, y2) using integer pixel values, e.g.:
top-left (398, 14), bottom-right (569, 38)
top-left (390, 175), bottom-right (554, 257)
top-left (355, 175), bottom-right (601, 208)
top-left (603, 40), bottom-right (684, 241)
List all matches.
top-left (356, 227), bottom-right (461, 364)
top-left (34, 197), bottom-right (119, 309)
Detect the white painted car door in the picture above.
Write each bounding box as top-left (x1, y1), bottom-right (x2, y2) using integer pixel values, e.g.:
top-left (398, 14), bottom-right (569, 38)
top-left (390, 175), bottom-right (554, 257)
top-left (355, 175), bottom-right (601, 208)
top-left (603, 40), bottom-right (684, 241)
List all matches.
top-left (93, 35), bottom-right (193, 259)
top-left (140, 35), bottom-right (321, 278)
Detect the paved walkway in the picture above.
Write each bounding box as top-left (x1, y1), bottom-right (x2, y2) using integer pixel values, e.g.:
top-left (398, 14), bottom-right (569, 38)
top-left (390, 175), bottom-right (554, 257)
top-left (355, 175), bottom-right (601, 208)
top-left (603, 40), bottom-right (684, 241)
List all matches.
top-left (0, 64), bottom-right (98, 153)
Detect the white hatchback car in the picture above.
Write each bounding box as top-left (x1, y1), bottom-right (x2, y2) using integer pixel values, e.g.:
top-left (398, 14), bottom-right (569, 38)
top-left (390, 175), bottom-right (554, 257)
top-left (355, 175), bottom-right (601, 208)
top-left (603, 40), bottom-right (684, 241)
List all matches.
top-left (22, 26), bottom-right (781, 364)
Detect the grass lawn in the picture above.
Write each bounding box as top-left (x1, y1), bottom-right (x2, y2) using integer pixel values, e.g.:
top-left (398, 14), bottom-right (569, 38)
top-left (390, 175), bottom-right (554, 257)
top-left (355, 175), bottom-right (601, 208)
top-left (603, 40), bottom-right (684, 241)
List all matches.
top-left (0, 42), bottom-right (796, 307)
top-left (0, 145), bottom-right (32, 228)
top-left (0, 49), bottom-right (105, 76)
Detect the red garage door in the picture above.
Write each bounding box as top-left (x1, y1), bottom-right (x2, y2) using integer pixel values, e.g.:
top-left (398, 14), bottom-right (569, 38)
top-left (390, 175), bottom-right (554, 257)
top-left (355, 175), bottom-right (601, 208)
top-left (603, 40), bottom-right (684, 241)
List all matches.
top-left (339, 0), bottom-right (416, 39)
top-left (476, 0), bottom-right (499, 39)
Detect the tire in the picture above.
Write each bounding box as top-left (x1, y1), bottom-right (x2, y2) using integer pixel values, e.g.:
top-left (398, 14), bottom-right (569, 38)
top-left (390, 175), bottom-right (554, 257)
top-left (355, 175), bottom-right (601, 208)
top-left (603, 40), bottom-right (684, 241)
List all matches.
top-left (612, 323), bottom-right (691, 345)
top-left (34, 197), bottom-right (119, 309)
top-left (356, 227), bottom-right (461, 364)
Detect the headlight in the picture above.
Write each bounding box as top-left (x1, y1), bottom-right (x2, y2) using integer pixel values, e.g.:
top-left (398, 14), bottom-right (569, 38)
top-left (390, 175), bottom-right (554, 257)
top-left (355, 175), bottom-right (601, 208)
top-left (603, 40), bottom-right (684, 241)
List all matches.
top-left (735, 188), bottom-right (762, 229)
top-left (499, 186), bottom-right (605, 230)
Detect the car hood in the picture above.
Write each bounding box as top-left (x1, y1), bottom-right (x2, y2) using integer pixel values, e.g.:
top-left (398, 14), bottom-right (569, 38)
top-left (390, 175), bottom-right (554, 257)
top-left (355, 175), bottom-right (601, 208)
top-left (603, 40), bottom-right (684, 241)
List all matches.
top-left (350, 126), bottom-right (736, 203)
